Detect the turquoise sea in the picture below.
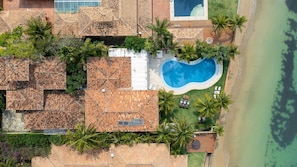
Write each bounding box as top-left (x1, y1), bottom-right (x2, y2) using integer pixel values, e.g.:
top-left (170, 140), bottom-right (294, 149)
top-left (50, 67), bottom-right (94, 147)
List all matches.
top-left (227, 0), bottom-right (297, 166)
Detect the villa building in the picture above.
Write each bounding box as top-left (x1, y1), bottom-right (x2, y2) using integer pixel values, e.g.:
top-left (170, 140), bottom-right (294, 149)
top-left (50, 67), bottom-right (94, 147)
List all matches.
top-left (0, 0), bottom-right (212, 43)
top-left (1, 52), bottom-right (159, 132)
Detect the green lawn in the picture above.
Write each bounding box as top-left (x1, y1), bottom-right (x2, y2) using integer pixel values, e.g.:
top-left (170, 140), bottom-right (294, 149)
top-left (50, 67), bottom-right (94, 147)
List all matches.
top-left (208, 0), bottom-right (239, 18)
top-left (164, 61), bottom-right (229, 131)
top-left (188, 153), bottom-right (205, 167)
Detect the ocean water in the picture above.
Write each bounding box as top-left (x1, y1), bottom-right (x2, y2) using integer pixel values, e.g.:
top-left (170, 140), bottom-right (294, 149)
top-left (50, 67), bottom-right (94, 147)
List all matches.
top-left (227, 0), bottom-right (297, 166)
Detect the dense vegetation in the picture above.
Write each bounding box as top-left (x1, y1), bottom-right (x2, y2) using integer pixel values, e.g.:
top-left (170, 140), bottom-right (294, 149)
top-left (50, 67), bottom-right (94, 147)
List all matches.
top-left (0, 132), bottom-right (63, 166)
top-left (0, 13), bottom-right (245, 166)
top-left (0, 17), bottom-right (109, 94)
top-left (58, 38), bottom-right (108, 94)
top-left (64, 120), bottom-right (193, 155)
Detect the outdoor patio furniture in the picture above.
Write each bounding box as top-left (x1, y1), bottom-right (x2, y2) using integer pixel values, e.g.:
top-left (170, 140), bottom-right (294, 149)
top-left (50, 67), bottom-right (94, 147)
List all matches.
top-left (185, 101), bottom-right (190, 109)
top-left (214, 86), bottom-right (221, 98)
top-left (179, 98), bottom-right (184, 107)
top-left (179, 96), bottom-right (190, 109)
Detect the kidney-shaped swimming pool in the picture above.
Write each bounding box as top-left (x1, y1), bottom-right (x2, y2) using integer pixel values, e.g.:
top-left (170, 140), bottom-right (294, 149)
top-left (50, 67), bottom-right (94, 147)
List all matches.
top-left (161, 58), bottom-right (220, 89)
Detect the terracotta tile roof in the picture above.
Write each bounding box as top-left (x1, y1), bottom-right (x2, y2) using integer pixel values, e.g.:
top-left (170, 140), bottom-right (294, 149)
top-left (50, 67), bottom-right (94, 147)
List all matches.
top-left (87, 57), bottom-right (131, 90)
top-left (32, 144), bottom-right (188, 167)
top-left (85, 90), bottom-right (158, 132)
top-left (32, 57), bottom-right (66, 90)
top-left (0, 57), bottom-right (66, 111)
top-left (24, 91), bottom-right (84, 130)
top-left (0, 58), bottom-right (30, 90)
top-left (6, 88), bottom-right (44, 110)
top-left (187, 133), bottom-right (216, 153)
top-left (5, 58), bottom-right (30, 81)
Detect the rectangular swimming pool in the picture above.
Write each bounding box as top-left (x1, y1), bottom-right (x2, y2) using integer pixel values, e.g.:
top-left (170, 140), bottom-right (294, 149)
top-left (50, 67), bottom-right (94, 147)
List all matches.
top-left (170, 0), bottom-right (208, 20)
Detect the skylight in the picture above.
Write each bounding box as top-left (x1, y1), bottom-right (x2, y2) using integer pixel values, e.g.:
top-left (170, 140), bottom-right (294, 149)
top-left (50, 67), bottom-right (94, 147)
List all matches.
top-left (118, 119), bottom-right (143, 126)
top-left (54, 0), bottom-right (101, 13)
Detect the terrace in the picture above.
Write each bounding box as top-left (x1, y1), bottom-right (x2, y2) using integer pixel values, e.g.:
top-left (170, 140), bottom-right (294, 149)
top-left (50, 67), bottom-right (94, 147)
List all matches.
top-left (32, 144), bottom-right (188, 167)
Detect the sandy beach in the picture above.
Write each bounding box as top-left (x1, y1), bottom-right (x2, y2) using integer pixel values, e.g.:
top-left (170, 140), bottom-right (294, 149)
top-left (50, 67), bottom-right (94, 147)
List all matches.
top-left (211, 0), bottom-right (296, 166)
top-left (211, 0), bottom-right (258, 166)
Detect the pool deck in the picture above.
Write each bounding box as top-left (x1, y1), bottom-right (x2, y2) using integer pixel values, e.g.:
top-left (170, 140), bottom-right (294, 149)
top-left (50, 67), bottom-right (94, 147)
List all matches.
top-left (148, 53), bottom-right (223, 95)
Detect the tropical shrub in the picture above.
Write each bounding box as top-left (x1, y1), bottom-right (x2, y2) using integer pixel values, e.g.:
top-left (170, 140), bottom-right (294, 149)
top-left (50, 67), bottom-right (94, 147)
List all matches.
top-left (123, 36), bottom-right (146, 53)
top-left (177, 43), bottom-right (198, 62)
top-left (58, 38), bottom-right (108, 94)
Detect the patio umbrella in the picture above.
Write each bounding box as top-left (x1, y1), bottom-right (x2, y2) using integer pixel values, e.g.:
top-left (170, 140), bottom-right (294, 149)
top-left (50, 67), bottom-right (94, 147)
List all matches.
top-left (192, 140), bottom-right (201, 150)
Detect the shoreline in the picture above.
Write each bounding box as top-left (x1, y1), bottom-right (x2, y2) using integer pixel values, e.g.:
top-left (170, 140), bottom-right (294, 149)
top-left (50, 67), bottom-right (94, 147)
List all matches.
top-left (211, 0), bottom-right (258, 166)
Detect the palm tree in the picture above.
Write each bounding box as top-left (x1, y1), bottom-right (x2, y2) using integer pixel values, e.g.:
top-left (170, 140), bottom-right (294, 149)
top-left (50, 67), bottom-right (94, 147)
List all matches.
top-left (146, 17), bottom-right (177, 56)
top-left (229, 14), bottom-right (247, 32)
top-left (212, 123), bottom-right (224, 136)
top-left (228, 44), bottom-right (240, 60)
top-left (0, 158), bottom-right (17, 167)
top-left (25, 16), bottom-right (55, 56)
top-left (155, 120), bottom-right (174, 146)
top-left (195, 94), bottom-right (219, 120)
top-left (196, 40), bottom-right (216, 59)
top-left (178, 43), bottom-right (198, 62)
top-left (216, 91), bottom-right (233, 111)
top-left (211, 14), bottom-right (230, 37)
top-left (97, 132), bottom-right (112, 149)
top-left (65, 123), bottom-right (100, 153)
top-left (170, 117), bottom-right (194, 149)
top-left (143, 132), bottom-right (156, 143)
top-left (213, 44), bottom-right (229, 63)
top-left (147, 17), bottom-right (171, 40)
top-left (158, 89), bottom-right (176, 117)
top-left (25, 16), bottom-right (52, 42)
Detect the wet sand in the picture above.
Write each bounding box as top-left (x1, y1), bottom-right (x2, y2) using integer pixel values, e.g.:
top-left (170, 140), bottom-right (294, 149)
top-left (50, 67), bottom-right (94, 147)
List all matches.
top-left (212, 0), bottom-right (288, 166)
top-left (211, 0), bottom-right (257, 166)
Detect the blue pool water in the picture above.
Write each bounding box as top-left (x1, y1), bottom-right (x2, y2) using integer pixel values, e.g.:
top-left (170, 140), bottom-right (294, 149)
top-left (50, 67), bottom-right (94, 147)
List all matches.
top-left (161, 59), bottom-right (216, 88)
top-left (174, 0), bottom-right (204, 16)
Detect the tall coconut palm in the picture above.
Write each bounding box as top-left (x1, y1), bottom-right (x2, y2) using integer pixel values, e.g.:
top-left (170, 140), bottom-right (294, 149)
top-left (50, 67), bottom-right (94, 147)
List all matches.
top-left (229, 14), bottom-right (247, 32)
top-left (147, 17), bottom-right (171, 40)
top-left (178, 43), bottom-right (198, 62)
top-left (146, 17), bottom-right (177, 55)
top-left (195, 94), bottom-right (219, 119)
top-left (216, 91), bottom-right (233, 111)
top-left (212, 123), bottom-right (224, 137)
top-left (211, 14), bottom-right (230, 37)
top-left (65, 123), bottom-right (100, 153)
top-left (158, 89), bottom-right (176, 117)
top-left (170, 117), bottom-right (194, 149)
top-left (155, 120), bottom-right (174, 146)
